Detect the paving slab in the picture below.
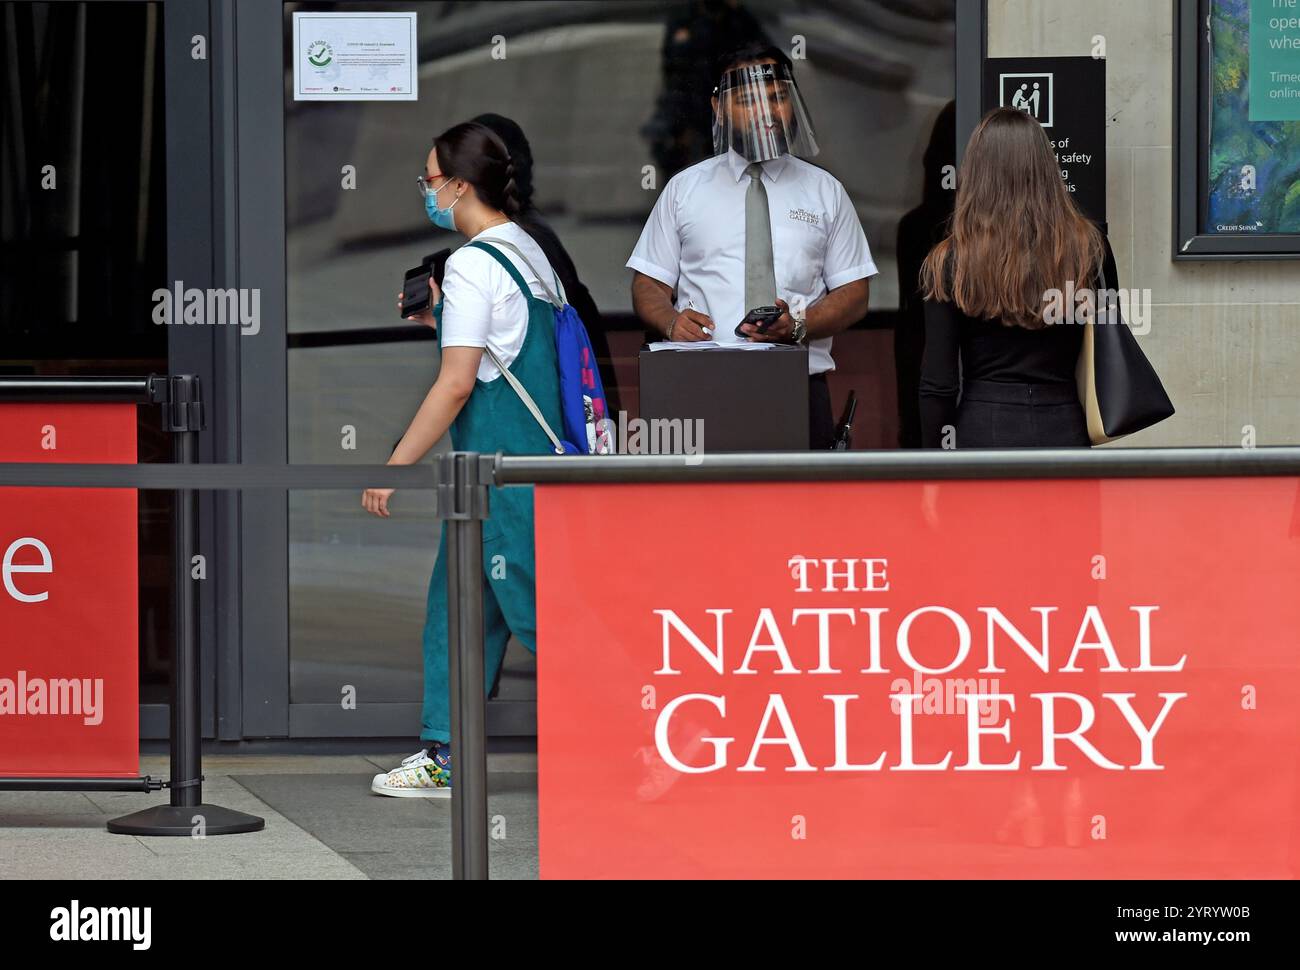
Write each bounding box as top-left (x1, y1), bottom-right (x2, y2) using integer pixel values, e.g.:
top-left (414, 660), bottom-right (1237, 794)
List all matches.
top-left (232, 768), bottom-right (539, 879)
top-left (0, 752), bottom-right (540, 879)
top-left (1, 768), bottom-right (368, 880)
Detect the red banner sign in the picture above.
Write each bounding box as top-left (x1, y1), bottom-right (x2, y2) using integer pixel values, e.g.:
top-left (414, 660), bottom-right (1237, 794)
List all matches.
top-left (536, 477), bottom-right (1300, 878)
top-left (0, 403), bottom-right (138, 777)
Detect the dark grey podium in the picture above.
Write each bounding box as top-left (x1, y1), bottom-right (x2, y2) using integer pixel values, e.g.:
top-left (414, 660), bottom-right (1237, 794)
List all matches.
top-left (638, 344), bottom-right (809, 452)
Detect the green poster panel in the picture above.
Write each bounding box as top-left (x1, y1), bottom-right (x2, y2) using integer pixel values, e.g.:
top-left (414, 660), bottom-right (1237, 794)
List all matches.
top-left (1250, 0), bottom-right (1300, 120)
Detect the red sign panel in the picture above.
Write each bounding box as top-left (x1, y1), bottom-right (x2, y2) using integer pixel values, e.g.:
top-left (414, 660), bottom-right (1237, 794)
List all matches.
top-left (0, 403), bottom-right (138, 777)
top-left (536, 478), bottom-right (1300, 878)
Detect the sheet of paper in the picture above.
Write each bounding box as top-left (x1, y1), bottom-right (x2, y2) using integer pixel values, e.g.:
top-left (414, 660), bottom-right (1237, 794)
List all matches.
top-left (293, 11), bottom-right (418, 101)
top-left (646, 341), bottom-right (781, 351)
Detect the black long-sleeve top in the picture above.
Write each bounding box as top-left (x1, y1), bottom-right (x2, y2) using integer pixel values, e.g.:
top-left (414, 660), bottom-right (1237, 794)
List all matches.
top-left (919, 233), bottom-right (1118, 447)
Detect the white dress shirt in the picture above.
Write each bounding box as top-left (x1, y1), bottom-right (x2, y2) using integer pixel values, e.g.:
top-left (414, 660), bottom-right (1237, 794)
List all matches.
top-left (627, 148), bottom-right (877, 375)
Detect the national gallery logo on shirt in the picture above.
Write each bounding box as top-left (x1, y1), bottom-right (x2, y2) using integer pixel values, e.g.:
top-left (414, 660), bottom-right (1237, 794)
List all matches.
top-left (787, 208), bottom-right (820, 226)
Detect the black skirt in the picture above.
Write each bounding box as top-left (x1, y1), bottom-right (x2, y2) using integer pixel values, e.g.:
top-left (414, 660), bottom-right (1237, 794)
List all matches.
top-left (954, 379), bottom-right (1090, 449)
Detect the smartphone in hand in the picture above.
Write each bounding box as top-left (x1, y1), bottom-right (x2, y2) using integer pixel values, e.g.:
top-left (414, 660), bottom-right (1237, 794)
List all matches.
top-left (399, 248), bottom-right (453, 320)
top-left (734, 305), bottom-right (782, 338)
top-left (400, 266), bottom-right (431, 319)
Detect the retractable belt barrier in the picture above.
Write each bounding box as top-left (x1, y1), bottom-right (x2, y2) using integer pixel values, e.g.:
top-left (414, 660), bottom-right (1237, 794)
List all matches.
top-left (0, 375), bottom-right (263, 837)
top-left (1, 389), bottom-right (1297, 875)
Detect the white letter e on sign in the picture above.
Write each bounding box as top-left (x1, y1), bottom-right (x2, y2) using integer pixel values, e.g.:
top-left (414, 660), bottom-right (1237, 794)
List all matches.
top-left (4, 537), bottom-right (53, 603)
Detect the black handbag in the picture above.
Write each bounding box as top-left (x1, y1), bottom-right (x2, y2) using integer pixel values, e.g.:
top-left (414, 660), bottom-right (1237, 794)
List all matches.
top-left (1075, 243), bottom-right (1175, 444)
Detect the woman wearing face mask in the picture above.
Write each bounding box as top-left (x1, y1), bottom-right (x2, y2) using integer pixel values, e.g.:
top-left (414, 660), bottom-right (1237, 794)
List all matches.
top-left (362, 121), bottom-right (565, 797)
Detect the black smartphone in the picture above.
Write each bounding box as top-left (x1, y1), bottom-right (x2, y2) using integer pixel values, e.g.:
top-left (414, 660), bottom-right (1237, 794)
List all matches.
top-left (734, 305), bottom-right (782, 338)
top-left (401, 249), bottom-right (454, 320)
top-left (400, 264), bottom-right (431, 319)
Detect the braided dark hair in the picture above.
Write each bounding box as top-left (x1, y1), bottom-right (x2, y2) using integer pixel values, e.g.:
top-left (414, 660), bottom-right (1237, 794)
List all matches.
top-left (500, 156), bottom-right (524, 222)
top-left (433, 121), bottom-right (524, 220)
top-left (471, 113), bottom-right (536, 213)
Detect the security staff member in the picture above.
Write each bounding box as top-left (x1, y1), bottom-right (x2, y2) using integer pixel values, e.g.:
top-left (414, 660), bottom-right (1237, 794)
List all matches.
top-left (628, 42), bottom-right (876, 449)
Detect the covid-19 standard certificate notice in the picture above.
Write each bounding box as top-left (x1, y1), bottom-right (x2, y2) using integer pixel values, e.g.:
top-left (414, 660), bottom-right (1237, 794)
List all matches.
top-left (292, 11), bottom-right (418, 102)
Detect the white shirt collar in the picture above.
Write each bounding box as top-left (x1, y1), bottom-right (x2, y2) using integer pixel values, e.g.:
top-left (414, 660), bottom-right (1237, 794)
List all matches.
top-left (724, 148), bottom-right (790, 184)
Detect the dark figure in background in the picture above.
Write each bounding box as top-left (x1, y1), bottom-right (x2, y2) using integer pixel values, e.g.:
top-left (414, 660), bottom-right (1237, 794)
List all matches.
top-left (641, 0), bottom-right (768, 178)
top-left (472, 112), bottom-right (621, 415)
top-left (894, 100), bottom-right (956, 448)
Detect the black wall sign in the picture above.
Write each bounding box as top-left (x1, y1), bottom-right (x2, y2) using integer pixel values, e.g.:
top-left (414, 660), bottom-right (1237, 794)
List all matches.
top-left (983, 56), bottom-right (1107, 229)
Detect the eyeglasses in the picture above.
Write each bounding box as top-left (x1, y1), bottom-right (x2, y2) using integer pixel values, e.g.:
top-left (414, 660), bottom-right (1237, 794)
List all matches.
top-left (416, 174), bottom-right (453, 197)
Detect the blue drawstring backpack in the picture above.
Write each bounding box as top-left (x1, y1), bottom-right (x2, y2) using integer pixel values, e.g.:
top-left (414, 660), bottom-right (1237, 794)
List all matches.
top-left (475, 238), bottom-right (613, 456)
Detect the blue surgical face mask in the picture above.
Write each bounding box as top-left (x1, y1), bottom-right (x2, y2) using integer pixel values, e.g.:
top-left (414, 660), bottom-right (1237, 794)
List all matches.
top-left (424, 177), bottom-right (459, 231)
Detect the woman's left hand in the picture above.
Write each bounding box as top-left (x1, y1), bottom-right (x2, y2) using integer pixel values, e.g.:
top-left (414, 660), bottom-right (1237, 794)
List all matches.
top-left (397, 275), bottom-right (440, 330)
top-left (362, 488), bottom-right (395, 517)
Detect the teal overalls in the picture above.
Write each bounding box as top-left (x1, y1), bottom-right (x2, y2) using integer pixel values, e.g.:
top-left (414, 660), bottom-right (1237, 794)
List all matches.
top-left (420, 241), bottom-right (566, 743)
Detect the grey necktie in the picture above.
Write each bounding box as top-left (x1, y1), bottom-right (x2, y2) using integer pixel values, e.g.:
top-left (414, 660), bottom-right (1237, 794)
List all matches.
top-left (744, 162), bottom-right (777, 311)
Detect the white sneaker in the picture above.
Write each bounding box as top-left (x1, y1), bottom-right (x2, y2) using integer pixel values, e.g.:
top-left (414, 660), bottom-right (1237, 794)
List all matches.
top-left (370, 746), bottom-right (452, 798)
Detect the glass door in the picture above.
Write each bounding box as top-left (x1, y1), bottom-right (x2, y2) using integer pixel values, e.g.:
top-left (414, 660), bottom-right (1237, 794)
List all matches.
top-left (0, 0), bottom-right (222, 738)
top-left (262, 0), bottom-right (965, 738)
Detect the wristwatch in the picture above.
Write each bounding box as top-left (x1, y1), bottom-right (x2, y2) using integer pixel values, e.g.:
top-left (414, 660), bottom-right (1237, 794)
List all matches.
top-left (790, 305), bottom-right (808, 344)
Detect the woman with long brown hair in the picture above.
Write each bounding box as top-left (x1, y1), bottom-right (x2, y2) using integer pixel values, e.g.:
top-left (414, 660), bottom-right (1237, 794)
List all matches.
top-left (917, 109), bottom-right (1114, 851)
top-left (918, 107), bottom-right (1114, 448)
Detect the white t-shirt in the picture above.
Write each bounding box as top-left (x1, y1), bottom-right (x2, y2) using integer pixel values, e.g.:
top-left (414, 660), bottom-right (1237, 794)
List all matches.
top-left (439, 221), bottom-right (559, 383)
top-left (627, 148), bottom-right (877, 375)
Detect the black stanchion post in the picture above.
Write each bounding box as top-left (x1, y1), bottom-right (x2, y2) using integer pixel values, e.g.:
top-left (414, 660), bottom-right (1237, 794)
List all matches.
top-left (169, 377), bottom-right (205, 815)
top-left (443, 452), bottom-right (490, 879)
top-left (107, 376), bottom-right (263, 836)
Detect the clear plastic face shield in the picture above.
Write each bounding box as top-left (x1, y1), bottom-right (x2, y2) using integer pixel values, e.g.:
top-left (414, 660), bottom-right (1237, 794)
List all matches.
top-left (712, 61), bottom-right (820, 163)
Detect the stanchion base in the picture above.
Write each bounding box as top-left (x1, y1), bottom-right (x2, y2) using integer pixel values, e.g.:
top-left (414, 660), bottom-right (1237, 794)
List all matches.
top-left (106, 803), bottom-right (265, 836)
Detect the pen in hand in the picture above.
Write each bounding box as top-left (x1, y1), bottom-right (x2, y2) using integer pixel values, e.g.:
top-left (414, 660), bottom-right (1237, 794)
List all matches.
top-left (688, 300), bottom-right (713, 338)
